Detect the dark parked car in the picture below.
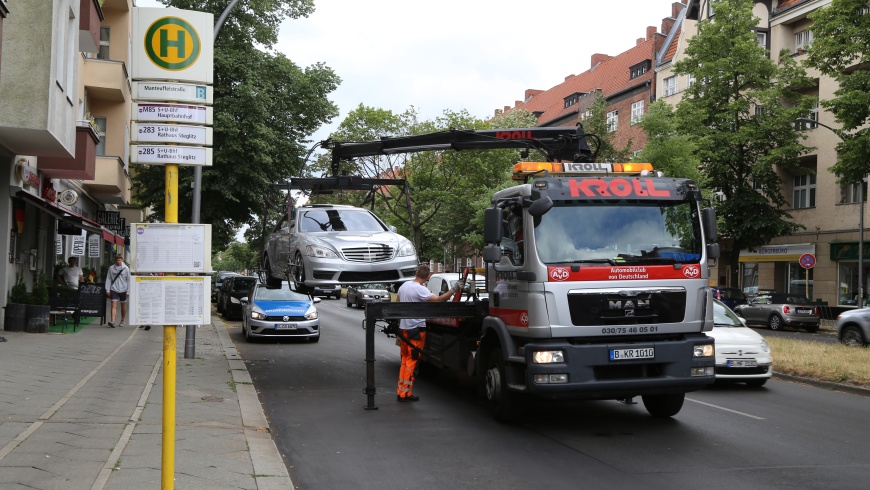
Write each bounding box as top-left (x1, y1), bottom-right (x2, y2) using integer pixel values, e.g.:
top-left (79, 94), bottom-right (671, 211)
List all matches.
top-left (212, 271), bottom-right (239, 302)
top-left (733, 292), bottom-right (820, 332)
top-left (219, 275), bottom-right (258, 320)
top-left (312, 283), bottom-right (341, 300)
top-left (712, 286), bottom-right (748, 310)
top-left (346, 283), bottom-right (392, 308)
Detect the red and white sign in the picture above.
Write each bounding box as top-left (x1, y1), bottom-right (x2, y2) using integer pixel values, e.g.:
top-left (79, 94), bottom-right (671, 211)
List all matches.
top-left (547, 264), bottom-right (703, 281)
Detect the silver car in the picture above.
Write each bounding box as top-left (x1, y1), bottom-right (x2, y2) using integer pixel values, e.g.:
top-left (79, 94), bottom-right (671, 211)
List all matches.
top-left (837, 307), bottom-right (870, 347)
top-left (346, 283), bottom-right (392, 308)
top-left (261, 204), bottom-right (418, 293)
top-left (732, 292), bottom-right (820, 332)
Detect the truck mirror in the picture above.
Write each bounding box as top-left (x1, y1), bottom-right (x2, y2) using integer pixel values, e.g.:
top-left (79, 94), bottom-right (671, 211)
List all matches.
top-left (483, 245), bottom-right (502, 263)
top-left (483, 208), bottom-right (503, 244)
top-left (528, 196), bottom-right (553, 217)
top-left (702, 207), bottom-right (717, 242)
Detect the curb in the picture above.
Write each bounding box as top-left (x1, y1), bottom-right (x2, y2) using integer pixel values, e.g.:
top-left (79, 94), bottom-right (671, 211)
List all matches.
top-left (773, 372), bottom-right (870, 397)
top-left (212, 320), bottom-right (295, 489)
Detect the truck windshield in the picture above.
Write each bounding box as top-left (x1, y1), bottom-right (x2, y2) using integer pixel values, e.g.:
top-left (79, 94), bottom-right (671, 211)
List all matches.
top-left (533, 201), bottom-right (702, 265)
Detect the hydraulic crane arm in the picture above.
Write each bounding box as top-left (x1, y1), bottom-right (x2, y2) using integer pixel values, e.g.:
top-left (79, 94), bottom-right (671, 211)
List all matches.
top-left (326, 126), bottom-right (594, 177)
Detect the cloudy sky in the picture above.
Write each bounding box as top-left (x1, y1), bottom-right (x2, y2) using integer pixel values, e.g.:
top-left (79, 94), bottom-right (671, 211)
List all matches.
top-left (136, 0), bottom-right (680, 144)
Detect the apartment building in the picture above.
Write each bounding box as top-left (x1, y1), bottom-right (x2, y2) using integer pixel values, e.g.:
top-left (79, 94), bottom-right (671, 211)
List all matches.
top-left (0, 0), bottom-right (142, 330)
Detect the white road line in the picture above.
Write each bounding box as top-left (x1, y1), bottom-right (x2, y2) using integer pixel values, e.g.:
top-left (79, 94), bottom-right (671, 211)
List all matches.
top-left (686, 397), bottom-right (766, 420)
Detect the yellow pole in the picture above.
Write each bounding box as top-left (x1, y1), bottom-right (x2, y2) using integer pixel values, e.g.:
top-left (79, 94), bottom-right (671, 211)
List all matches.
top-left (162, 164), bottom-right (178, 489)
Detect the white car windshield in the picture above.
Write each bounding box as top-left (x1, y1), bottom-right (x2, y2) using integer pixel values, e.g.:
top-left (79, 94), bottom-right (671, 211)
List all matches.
top-left (713, 301), bottom-right (744, 327)
top-left (298, 209), bottom-right (387, 233)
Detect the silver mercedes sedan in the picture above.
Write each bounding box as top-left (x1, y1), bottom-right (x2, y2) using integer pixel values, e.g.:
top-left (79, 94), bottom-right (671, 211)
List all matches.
top-left (261, 204), bottom-right (418, 293)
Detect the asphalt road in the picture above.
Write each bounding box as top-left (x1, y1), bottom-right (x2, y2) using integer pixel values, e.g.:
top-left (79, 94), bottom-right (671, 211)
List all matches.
top-left (229, 300), bottom-right (870, 490)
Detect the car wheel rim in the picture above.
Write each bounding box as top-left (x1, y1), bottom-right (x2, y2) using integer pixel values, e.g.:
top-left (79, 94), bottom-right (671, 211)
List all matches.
top-left (294, 255), bottom-right (305, 283)
top-left (843, 328), bottom-right (863, 347)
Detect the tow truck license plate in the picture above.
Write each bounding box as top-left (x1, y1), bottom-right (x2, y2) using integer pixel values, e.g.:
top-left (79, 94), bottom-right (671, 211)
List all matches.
top-left (275, 323), bottom-right (297, 330)
top-left (610, 347), bottom-right (654, 361)
top-left (727, 359), bottom-right (757, 368)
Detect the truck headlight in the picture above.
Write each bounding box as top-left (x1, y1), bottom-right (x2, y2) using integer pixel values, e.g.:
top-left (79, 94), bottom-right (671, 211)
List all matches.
top-left (694, 344), bottom-right (714, 357)
top-left (532, 350), bottom-right (564, 364)
top-left (305, 245), bottom-right (338, 259)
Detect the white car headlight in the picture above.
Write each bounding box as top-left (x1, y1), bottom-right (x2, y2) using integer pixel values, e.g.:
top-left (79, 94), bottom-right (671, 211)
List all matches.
top-left (760, 341), bottom-right (770, 353)
top-left (305, 244), bottom-right (338, 259)
top-left (304, 307), bottom-right (318, 320)
top-left (396, 240), bottom-right (416, 257)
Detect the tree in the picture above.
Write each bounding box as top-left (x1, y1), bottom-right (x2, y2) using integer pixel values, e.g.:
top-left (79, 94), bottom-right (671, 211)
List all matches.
top-left (213, 241), bottom-right (258, 274)
top-left (581, 92), bottom-right (633, 162)
top-left (672, 0), bottom-right (815, 286)
top-left (806, 0), bottom-right (870, 186)
top-left (634, 100), bottom-right (701, 181)
top-left (133, 1), bottom-right (340, 248)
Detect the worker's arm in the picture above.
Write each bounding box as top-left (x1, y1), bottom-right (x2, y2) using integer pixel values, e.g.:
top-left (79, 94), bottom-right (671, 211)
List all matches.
top-left (427, 280), bottom-right (464, 302)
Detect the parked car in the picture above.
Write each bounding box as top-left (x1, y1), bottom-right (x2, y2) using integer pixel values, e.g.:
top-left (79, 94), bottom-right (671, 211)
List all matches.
top-left (732, 292), bottom-right (820, 332)
top-left (712, 286), bottom-right (748, 310)
top-left (211, 271), bottom-right (239, 302)
top-left (707, 299), bottom-right (773, 386)
top-left (837, 307), bottom-right (870, 347)
top-left (346, 283), bottom-right (392, 308)
top-left (260, 204), bottom-right (419, 293)
top-left (425, 272), bottom-right (488, 301)
top-left (219, 275), bottom-right (258, 320)
top-left (241, 282), bottom-right (321, 342)
top-left (312, 283), bottom-right (342, 300)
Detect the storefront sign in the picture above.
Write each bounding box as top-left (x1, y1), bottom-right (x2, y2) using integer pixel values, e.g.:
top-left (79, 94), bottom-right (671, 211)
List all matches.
top-left (830, 242), bottom-right (870, 261)
top-left (59, 189), bottom-right (79, 206)
top-left (15, 158), bottom-right (40, 189)
top-left (71, 235), bottom-right (86, 256)
top-left (739, 243), bottom-right (815, 263)
top-left (88, 234), bottom-right (101, 258)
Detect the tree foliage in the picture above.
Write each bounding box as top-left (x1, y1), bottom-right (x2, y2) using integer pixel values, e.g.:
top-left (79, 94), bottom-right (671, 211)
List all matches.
top-left (806, 0), bottom-right (870, 185)
top-left (134, 1), bottom-right (339, 249)
top-left (634, 100), bottom-right (701, 181)
top-left (672, 0), bottom-right (814, 285)
top-left (213, 241), bottom-right (258, 274)
top-left (581, 92), bottom-right (633, 162)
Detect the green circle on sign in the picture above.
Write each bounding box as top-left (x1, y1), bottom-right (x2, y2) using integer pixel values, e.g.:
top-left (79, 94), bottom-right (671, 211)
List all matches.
top-left (144, 17), bottom-right (201, 71)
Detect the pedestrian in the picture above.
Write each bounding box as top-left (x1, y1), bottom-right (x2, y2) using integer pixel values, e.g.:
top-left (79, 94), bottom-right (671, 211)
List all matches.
top-left (105, 254), bottom-right (130, 328)
top-left (60, 257), bottom-right (83, 290)
top-left (395, 264), bottom-right (463, 402)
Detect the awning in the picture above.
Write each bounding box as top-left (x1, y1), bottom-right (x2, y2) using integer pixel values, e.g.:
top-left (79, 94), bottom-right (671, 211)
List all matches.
top-left (16, 191), bottom-right (102, 234)
top-left (102, 229), bottom-right (125, 246)
top-left (738, 243), bottom-right (815, 263)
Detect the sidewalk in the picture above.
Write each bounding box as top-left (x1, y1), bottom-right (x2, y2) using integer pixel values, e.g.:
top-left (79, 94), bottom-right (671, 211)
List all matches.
top-left (0, 315), bottom-right (292, 489)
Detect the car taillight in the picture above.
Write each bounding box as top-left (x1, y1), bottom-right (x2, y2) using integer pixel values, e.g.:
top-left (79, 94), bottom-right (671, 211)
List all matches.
top-left (783, 305), bottom-right (791, 314)
top-left (814, 306), bottom-right (819, 315)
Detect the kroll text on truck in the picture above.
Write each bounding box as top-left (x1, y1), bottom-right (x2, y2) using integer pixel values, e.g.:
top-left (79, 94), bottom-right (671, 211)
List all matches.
top-left (328, 127), bottom-right (720, 420)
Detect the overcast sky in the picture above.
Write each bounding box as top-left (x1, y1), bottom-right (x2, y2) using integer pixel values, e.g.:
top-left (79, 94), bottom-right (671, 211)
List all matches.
top-left (136, 0), bottom-right (679, 145)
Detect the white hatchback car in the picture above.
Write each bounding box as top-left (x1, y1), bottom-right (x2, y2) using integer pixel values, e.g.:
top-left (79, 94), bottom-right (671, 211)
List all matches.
top-left (707, 299), bottom-right (773, 387)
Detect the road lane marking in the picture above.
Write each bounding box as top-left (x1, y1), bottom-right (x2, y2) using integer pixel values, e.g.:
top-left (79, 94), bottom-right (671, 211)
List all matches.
top-left (686, 397), bottom-right (766, 420)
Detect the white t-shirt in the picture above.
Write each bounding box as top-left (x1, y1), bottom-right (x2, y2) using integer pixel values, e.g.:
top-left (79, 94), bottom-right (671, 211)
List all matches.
top-left (61, 266), bottom-right (83, 289)
top-left (397, 280), bottom-right (433, 330)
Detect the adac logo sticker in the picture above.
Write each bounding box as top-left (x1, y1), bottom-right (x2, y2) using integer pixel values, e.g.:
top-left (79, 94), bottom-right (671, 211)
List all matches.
top-left (550, 267), bottom-right (570, 281)
top-left (144, 17), bottom-right (201, 71)
top-left (682, 265), bottom-right (700, 278)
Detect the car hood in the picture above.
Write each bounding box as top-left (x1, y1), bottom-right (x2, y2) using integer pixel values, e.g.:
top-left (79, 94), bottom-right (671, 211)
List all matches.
top-left (839, 307), bottom-right (870, 319)
top-left (708, 326), bottom-right (765, 345)
top-left (253, 300), bottom-right (313, 315)
top-left (311, 231), bottom-right (404, 247)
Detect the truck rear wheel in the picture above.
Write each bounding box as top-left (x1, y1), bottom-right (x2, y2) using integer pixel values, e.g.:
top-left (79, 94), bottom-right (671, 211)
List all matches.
top-left (641, 393), bottom-right (684, 417)
top-left (484, 347), bottom-right (523, 422)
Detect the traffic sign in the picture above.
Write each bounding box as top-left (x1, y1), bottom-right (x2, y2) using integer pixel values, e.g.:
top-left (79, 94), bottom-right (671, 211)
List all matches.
top-left (130, 145), bottom-right (213, 166)
top-left (131, 123), bottom-right (212, 145)
top-left (133, 81), bottom-right (213, 104)
top-left (799, 253), bottom-right (816, 269)
top-left (132, 102), bottom-right (213, 125)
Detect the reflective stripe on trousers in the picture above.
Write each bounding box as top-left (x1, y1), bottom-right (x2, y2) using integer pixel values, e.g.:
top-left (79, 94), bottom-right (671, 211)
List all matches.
top-left (397, 330), bottom-right (426, 398)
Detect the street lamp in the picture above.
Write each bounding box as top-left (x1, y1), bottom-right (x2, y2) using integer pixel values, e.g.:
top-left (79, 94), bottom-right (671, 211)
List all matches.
top-left (797, 118), bottom-right (864, 308)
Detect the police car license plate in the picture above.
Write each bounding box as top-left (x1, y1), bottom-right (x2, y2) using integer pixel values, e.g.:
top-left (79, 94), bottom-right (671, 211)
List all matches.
top-left (609, 347), bottom-right (654, 361)
top-left (727, 359), bottom-right (757, 368)
top-left (275, 323), bottom-right (297, 330)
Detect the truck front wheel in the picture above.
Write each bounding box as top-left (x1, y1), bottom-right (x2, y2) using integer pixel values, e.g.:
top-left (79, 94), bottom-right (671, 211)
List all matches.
top-left (484, 347), bottom-right (523, 422)
top-left (641, 393), bottom-right (685, 417)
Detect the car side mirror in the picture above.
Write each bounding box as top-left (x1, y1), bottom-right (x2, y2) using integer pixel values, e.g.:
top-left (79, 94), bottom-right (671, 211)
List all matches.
top-left (240, 297), bottom-right (248, 304)
top-left (313, 297), bottom-right (322, 303)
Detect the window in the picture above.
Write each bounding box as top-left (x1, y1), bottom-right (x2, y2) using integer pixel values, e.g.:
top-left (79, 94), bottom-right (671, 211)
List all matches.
top-left (466, 257), bottom-right (472, 267)
top-left (838, 261), bottom-right (869, 306)
top-left (630, 100), bottom-right (644, 124)
top-left (793, 173), bottom-right (816, 209)
top-left (707, 0), bottom-right (718, 17)
top-left (755, 105), bottom-right (766, 117)
top-left (629, 61), bottom-right (650, 80)
top-left (564, 94), bottom-right (580, 109)
top-left (94, 117), bottom-right (107, 156)
top-left (841, 180), bottom-right (868, 204)
top-left (795, 30), bottom-right (814, 53)
top-left (756, 31), bottom-right (768, 49)
top-left (686, 74), bottom-right (696, 88)
top-left (98, 27), bottom-right (110, 60)
top-left (794, 101), bottom-right (819, 130)
top-left (663, 76), bottom-right (678, 97)
top-left (579, 110), bottom-right (592, 121)
top-left (606, 111), bottom-right (618, 133)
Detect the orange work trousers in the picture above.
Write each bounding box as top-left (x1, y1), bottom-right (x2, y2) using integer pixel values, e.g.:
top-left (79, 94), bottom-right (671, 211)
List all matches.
top-left (397, 329), bottom-right (427, 398)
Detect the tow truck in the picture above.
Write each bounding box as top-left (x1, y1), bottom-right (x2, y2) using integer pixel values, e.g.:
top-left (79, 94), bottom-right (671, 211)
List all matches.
top-left (300, 126), bottom-right (720, 420)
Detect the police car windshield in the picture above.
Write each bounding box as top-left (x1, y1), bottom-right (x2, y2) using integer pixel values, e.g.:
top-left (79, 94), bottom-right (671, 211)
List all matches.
top-left (534, 201), bottom-right (703, 265)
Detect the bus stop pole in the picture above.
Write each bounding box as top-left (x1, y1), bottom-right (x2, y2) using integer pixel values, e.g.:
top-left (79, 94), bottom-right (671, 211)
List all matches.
top-left (162, 164), bottom-right (179, 489)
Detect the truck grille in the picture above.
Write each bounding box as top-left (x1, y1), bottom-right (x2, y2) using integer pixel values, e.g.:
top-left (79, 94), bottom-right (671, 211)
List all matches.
top-left (567, 287), bottom-right (686, 326)
top-left (341, 244), bottom-right (394, 263)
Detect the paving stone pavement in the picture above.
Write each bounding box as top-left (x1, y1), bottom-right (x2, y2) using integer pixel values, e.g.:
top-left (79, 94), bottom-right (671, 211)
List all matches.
top-left (0, 316), bottom-right (292, 489)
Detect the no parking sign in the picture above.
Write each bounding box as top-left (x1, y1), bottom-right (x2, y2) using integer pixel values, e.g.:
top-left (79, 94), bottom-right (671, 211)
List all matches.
top-left (800, 253), bottom-right (816, 269)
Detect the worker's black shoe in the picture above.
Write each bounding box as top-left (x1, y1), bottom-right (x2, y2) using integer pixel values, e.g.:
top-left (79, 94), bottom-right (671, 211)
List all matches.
top-left (397, 395), bottom-right (419, 402)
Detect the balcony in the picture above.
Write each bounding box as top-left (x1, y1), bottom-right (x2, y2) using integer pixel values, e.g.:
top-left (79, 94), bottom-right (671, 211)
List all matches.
top-left (83, 156), bottom-right (132, 205)
top-left (38, 124), bottom-right (100, 180)
top-left (79, 0), bottom-right (104, 53)
top-left (82, 58), bottom-right (129, 102)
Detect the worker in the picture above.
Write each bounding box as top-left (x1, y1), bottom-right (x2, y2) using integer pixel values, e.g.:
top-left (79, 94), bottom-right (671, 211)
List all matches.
top-left (396, 264), bottom-right (463, 402)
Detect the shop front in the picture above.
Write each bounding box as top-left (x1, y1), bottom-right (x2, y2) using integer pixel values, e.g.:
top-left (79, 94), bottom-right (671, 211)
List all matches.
top-left (830, 242), bottom-right (870, 307)
top-left (738, 243), bottom-right (816, 300)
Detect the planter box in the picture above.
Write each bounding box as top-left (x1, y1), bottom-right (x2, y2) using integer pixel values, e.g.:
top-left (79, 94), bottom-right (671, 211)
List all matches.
top-left (3, 303), bottom-right (27, 331)
top-left (25, 304), bottom-right (50, 333)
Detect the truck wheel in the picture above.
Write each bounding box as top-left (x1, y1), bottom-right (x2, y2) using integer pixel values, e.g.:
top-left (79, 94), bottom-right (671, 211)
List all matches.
top-left (641, 393), bottom-right (684, 417)
top-left (484, 347), bottom-right (523, 422)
